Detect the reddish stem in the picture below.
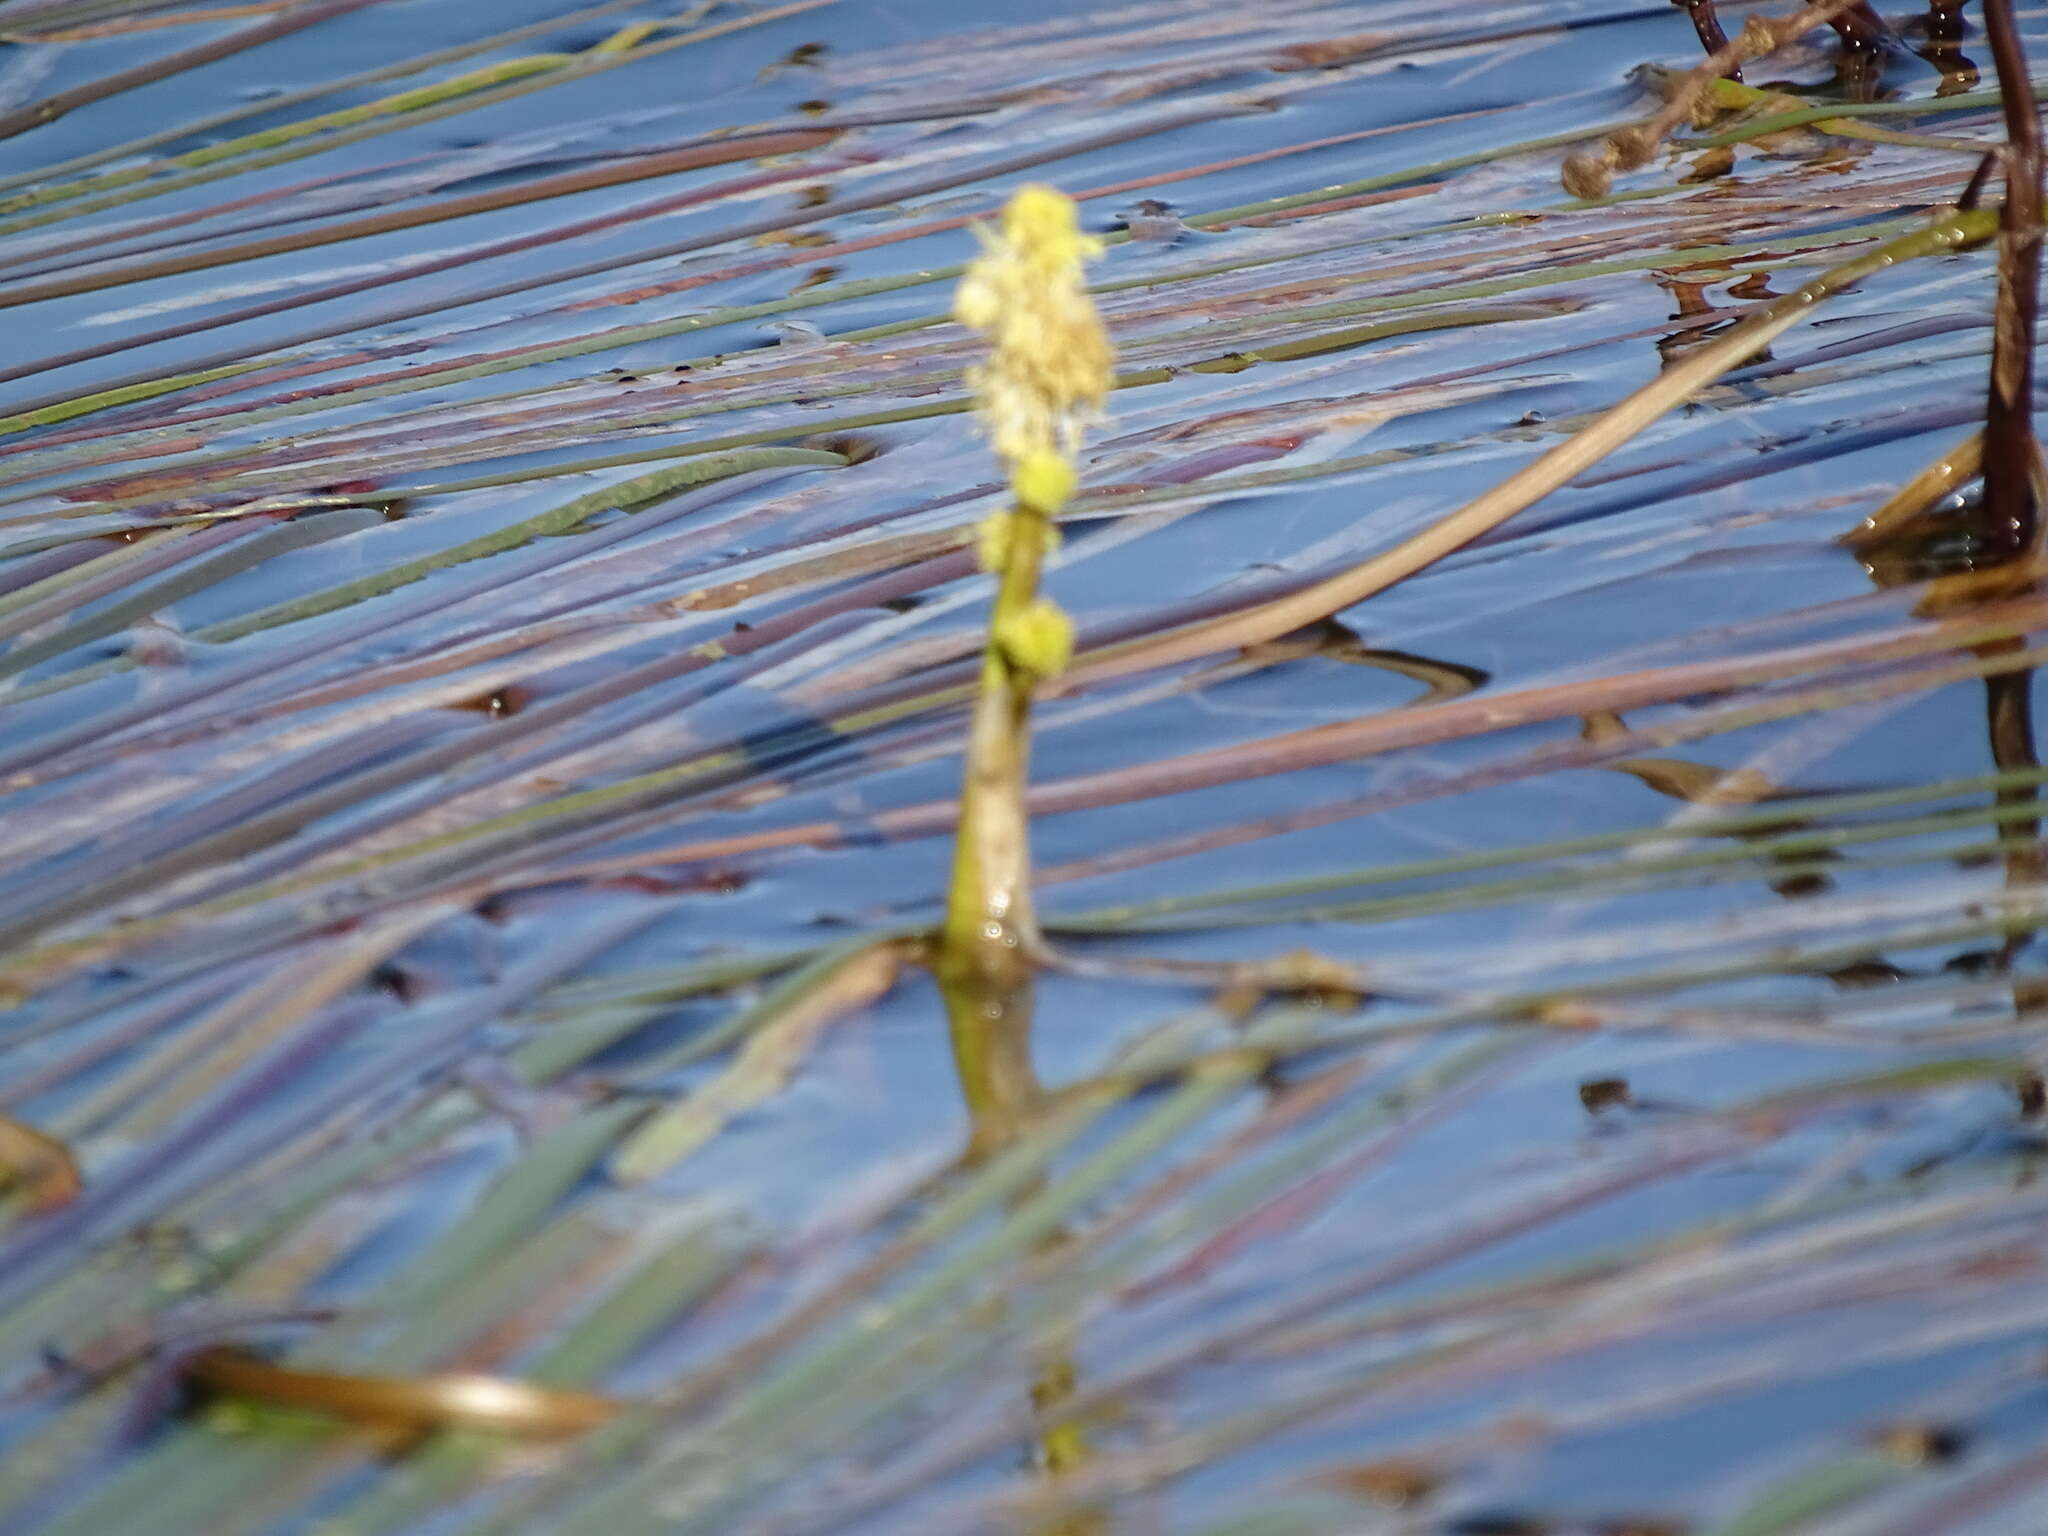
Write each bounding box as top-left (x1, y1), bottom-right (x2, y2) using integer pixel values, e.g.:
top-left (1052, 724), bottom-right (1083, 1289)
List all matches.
top-left (1980, 0), bottom-right (2042, 555)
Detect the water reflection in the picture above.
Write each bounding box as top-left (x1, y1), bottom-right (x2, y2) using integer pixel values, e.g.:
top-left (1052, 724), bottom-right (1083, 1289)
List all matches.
top-left (1655, 273), bottom-right (1777, 371)
top-left (1675, 0), bottom-right (1982, 97)
top-left (1579, 707), bottom-right (1841, 900)
top-left (1982, 655), bottom-right (2042, 963)
top-left (1843, 453), bottom-right (2046, 979)
top-left (937, 965), bottom-right (1104, 1532)
top-left (1916, 30), bottom-right (1981, 95)
top-left (1249, 620), bottom-right (1488, 705)
top-left (941, 970), bottom-right (1040, 1162)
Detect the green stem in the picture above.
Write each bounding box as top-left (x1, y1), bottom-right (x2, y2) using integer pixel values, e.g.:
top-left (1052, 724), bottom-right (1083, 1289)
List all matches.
top-left (939, 507), bottom-right (1054, 997)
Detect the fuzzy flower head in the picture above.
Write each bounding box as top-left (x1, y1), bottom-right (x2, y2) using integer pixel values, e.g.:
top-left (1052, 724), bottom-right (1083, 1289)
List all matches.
top-left (953, 185), bottom-right (1114, 479)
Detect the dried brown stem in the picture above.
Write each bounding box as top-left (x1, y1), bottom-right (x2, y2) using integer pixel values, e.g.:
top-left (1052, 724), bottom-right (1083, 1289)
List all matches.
top-left (1672, 0), bottom-right (1742, 79)
top-left (1980, 0), bottom-right (2043, 557)
top-left (1566, 0), bottom-right (1876, 198)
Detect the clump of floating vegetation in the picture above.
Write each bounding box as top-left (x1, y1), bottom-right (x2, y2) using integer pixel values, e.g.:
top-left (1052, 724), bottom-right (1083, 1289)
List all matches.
top-left (3, 0), bottom-right (2048, 1533)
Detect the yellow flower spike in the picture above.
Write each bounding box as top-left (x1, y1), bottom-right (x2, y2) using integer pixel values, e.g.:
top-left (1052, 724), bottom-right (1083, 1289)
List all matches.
top-left (952, 183), bottom-right (1114, 470)
top-left (1012, 451), bottom-right (1077, 515)
top-left (994, 597), bottom-right (1074, 681)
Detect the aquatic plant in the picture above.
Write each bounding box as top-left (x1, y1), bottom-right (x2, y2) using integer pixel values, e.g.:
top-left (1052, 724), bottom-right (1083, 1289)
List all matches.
top-left (0, 1), bottom-right (2046, 1533)
top-left (940, 183), bottom-right (1111, 1003)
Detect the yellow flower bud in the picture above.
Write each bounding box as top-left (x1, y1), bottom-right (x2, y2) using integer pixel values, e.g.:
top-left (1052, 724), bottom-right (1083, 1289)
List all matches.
top-left (976, 509), bottom-right (1017, 574)
top-left (1012, 451), bottom-right (1077, 514)
top-left (994, 597), bottom-right (1074, 680)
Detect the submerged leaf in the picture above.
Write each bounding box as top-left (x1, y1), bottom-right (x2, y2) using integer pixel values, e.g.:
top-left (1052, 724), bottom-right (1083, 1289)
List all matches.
top-left (183, 1348), bottom-right (620, 1436)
